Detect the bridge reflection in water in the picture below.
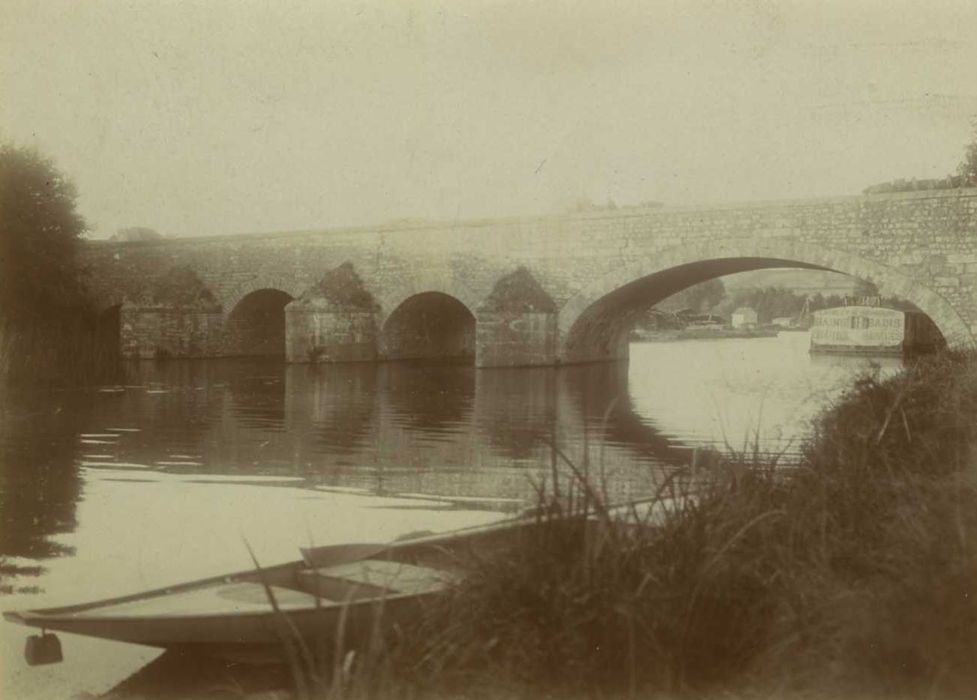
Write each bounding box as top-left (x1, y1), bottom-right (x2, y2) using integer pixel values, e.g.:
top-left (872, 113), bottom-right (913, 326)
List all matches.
top-left (0, 334), bottom-right (905, 574)
top-left (198, 357), bottom-right (685, 502)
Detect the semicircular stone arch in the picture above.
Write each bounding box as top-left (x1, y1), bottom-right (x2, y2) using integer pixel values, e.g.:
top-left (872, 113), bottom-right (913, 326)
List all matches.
top-left (221, 276), bottom-right (306, 319)
top-left (559, 237), bottom-right (975, 363)
top-left (375, 270), bottom-right (481, 329)
top-left (379, 291), bottom-right (477, 361)
top-left (222, 288), bottom-right (296, 357)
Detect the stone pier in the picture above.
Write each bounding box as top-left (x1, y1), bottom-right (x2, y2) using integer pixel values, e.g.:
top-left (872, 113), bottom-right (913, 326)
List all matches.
top-left (285, 262), bottom-right (379, 363)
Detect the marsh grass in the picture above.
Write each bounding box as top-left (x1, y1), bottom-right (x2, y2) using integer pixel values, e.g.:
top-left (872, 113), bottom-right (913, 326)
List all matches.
top-left (267, 352), bottom-right (977, 700)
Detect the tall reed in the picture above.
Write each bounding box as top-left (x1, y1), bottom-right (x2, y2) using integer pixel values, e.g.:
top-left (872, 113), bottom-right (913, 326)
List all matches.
top-left (265, 351), bottom-right (977, 700)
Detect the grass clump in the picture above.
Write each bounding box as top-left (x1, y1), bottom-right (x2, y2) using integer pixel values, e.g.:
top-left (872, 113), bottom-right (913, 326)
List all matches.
top-left (391, 467), bottom-right (790, 698)
top-left (282, 352), bottom-right (977, 700)
top-left (752, 352), bottom-right (977, 698)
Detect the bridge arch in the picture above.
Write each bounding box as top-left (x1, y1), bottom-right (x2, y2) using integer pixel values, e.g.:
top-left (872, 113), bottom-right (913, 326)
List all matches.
top-left (223, 288), bottom-right (295, 357)
top-left (380, 292), bottom-right (476, 361)
top-left (376, 273), bottom-right (480, 330)
top-left (559, 238), bottom-right (974, 363)
top-left (222, 276), bottom-right (305, 320)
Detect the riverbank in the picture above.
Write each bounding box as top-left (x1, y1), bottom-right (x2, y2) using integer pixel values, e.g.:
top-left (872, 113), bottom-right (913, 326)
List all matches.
top-left (284, 351), bottom-right (977, 699)
top-left (632, 327), bottom-right (781, 342)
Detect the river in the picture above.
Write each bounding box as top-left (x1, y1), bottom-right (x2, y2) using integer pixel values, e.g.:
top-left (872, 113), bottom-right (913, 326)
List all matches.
top-left (0, 331), bottom-right (903, 698)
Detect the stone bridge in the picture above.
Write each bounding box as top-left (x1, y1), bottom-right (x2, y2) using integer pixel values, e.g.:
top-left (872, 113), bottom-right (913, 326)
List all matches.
top-left (84, 188), bottom-right (977, 366)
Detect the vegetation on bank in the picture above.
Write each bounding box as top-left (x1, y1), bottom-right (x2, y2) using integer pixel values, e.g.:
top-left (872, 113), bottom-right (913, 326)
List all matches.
top-left (864, 118), bottom-right (977, 193)
top-left (635, 278), bottom-right (901, 331)
top-left (272, 351), bottom-right (977, 700)
top-left (0, 144), bottom-right (87, 319)
top-left (0, 144), bottom-right (121, 386)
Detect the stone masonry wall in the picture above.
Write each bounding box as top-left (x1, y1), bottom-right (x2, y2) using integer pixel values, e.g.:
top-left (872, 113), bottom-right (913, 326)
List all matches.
top-left (285, 305), bottom-right (377, 363)
top-left (476, 312), bottom-right (557, 367)
top-left (120, 305), bottom-right (223, 359)
top-left (83, 188), bottom-right (977, 365)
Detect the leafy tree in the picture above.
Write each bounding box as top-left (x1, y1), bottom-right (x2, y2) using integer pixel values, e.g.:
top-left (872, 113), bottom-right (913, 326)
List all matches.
top-left (721, 286), bottom-right (806, 324)
top-left (656, 278), bottom-right (726, 313)
top-left (853, 278), bottom-right (879, 298)
top-left (960, 118), bottom-right (977, 186)
top-left (864, 116), bottom-right (977, 193)
top-left (0, 144), bottom-right (87, 321)
top-left (686, 277), bottom-right (726, 312)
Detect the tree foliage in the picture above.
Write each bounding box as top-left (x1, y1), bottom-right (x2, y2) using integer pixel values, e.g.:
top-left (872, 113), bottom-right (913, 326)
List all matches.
top-left (960, 118), bottom-right (977, 186)
top-left (0, 144), bottom-right (88, 321)
top-left (864, 116), bottom-right (977, 193)
top-left (726, 286), bottom-right (810, 323)
top-left (656, 278), bottom-right (726, 313)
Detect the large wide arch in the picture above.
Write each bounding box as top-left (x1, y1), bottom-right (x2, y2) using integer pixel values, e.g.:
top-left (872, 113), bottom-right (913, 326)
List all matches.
top-left (380, 292), bottom-right (476, 361)
top-left (223, 288), bottom-right (295, 357)
top-left (560, 238), bottom-right (974, 363)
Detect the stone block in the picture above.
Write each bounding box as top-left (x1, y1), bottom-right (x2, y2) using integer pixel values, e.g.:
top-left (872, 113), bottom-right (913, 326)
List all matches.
top-left (476, 311), bottom-right (557, 367)
top-left (285, 304), bottom-right (377, 363)
top-left (120, 304), bottom-right (223, 359)
top-left (947, 254), bottom-right (977, 264)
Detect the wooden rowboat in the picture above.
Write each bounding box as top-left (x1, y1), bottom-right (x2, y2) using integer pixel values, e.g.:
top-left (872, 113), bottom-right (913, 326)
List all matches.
top-left (6, 495), bottom-right (688, 667)
top-left (4, 514), bottom-right (547, 666)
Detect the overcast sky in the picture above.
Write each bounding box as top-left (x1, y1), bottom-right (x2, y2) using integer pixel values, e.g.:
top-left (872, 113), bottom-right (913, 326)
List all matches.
top-left (2, 1), bottom-right (976, 239)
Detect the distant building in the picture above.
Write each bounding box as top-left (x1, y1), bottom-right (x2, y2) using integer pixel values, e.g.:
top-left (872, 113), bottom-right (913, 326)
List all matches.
top-left (771, 316), bottom-right (794, 328)
top-left (731, 307), bottom-right (758, 328)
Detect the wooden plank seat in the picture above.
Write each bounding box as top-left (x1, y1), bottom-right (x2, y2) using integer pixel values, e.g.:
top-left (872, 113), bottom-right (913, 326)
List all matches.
top-left (297, 559), bottom-right (460, 601)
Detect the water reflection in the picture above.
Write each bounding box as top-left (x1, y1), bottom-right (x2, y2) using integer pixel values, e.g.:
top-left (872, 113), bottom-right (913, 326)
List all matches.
top-left (561, 361), bottom-right (690, 466)
top-left (377, 361), bottom-right (475, 436)
top-left (475, 366), bottom-right (556, 460)
top-left (290, 364), bottom-right (378, 455)
top-left (0, 393), bottom-right (82, 563)
top-left (0, 333), bottom-right (906, 583)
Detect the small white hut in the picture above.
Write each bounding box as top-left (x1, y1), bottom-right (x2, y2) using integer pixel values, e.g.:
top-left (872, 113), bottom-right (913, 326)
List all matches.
top-left (731, 307), bottom-right (758, 328)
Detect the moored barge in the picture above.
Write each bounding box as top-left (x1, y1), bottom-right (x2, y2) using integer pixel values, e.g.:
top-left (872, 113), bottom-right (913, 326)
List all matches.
top-left (809, 305), bottom-right (943, 356)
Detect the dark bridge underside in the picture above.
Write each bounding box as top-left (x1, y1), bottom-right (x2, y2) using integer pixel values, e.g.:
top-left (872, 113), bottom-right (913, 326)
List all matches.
top-left (565, 257), bottom-right (828, 363)
top-left (223, 289), bottom-right (294, 357)
top-left (380, 292), bottom-right (476, 361)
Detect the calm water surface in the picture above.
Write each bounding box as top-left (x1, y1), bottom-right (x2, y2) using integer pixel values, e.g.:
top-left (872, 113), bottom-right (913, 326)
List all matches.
top-left (0, 332), bottom-right (903, 698)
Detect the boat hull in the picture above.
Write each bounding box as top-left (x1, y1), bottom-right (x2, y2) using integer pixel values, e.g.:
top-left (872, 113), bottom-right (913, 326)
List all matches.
top-left (2, 514), bottom-right (547, 661)
top-left (6, 592), bottom-right (437, 661)
top-left (4, 505), bottom-right (678, 663)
